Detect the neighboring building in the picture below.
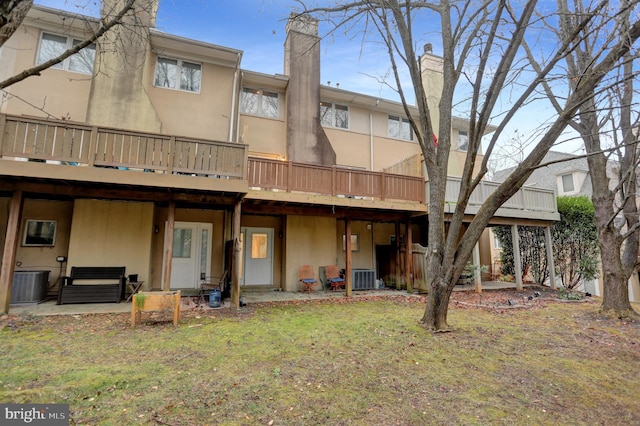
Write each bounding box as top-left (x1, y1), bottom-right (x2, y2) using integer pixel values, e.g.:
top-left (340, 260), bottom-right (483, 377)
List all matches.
top-left (491, 150), bottom-right (640, 302)
top-left (0, 1), bottom-right (558, 311)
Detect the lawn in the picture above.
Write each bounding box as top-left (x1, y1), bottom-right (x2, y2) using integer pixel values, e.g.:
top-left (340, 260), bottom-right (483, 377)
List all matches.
top-left (1, 290), bottom-right (639, 425)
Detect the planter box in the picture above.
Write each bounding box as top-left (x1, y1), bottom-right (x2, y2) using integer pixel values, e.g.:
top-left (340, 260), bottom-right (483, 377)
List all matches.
top-left (131, 290), bottom-right (181, 327)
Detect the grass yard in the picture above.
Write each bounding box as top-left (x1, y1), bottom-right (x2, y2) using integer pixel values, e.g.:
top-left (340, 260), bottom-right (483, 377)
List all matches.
top-left (1, 291), bottom-right (639, 425)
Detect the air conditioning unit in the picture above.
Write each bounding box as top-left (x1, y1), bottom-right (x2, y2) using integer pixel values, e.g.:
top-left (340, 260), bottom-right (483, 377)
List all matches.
top-left (11, 271), bottom-right (50, 304)
top-left (351, 269), bottom-right (376, 291)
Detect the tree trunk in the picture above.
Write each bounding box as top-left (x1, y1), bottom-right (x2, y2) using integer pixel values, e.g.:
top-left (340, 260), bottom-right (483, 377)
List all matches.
top-left (594, 196), bottom-right (634, 316)
top-left (421, 276), bottom-right (452, 331)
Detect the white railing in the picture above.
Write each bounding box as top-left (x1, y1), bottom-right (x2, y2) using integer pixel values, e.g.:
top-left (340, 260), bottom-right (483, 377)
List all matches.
top-left (428, 177), bottom-right (557, 214)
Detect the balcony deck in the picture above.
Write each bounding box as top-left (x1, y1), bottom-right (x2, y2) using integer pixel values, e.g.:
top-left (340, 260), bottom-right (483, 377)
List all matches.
top-left (0, 114), bottom-right (557, 221)
top-left (435, 176), bottom-right (560, 222)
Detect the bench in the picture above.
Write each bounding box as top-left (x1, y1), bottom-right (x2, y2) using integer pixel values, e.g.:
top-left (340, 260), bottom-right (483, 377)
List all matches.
top-left (57, 266), bottom-right (126, 305)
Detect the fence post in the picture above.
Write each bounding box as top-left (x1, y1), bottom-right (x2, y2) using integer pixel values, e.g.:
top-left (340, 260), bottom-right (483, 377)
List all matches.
top-left (332, 166), bottom-right (337, 196)
top-left (0, 114), bottom-right (6, 156)
top-left (88, 126), bottom-right (98, 167)
top-left (380, 171), bottom-right (386, 201)
top-left (287, 160), bottom-right (293, 192)
top-left (167, 136), bottom-right (175, 174)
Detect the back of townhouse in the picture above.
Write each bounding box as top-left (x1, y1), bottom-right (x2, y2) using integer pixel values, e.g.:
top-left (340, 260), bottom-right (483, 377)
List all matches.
top-left (0, 1), bottom-right (558, 311)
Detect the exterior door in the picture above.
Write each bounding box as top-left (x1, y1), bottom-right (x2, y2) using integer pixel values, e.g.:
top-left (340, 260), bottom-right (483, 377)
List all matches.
top-left (165, 222), bottom-right (212, 289)
top-left (241, 227), bottom-right (273, 286)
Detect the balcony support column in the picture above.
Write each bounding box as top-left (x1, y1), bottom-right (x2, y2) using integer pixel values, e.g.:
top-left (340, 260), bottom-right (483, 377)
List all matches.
top-left (544, 226), bottom-right (557, 289)
top-left (345, 218), bottom-right (352, 297)
top-left (511, 224), bottom-right (523, 290)
top-left (162, 199), bottom-right (175, 292)
top-left (395, 221), bottom-right (402, 289)
top-left (405, 220), bottom-right (413, 292)
top-left (231, 199), bottom-right (242, 308)
top-left (473, 242), bottom-right (482, 293)
top-left (0, 189), bottom-right (23, 314)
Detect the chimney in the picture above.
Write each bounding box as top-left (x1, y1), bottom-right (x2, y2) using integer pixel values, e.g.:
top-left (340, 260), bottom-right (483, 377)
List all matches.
top-left (419, 42), bottom-right (443, 137)
top-left (86, 0), bottom-right (162, 132)
top-left (284, 13), bottom-right (336, 166)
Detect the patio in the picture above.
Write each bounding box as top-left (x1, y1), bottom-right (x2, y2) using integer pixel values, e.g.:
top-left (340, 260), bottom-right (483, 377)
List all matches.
top-left (7, 281), bottom-right (528, 316)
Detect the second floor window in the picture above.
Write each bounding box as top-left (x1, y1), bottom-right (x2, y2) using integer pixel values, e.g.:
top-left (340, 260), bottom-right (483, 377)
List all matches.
top-left (320, 102), bottom-right (349, 129)
top-left (458, 130), bottom-right (469, 151)
top-left (388, 116), bottom-right (413, 141)
top-left (154, 57), bottom-right (202, 93)
top-left (37, 32), bottom-right (96, 75)
top-left (241, 88), bottom-right (279, 118)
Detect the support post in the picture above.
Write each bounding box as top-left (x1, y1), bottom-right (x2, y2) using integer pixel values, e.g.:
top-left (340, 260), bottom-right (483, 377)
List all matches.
top-left (405, 220), bottom-right (413, 293)
top-left (345, 218), bottom-right (352, 297)
top-left (162, 199), bottom-right (175, 291)
top-left (0, 189), bottom-right (23, 313)
top-left (511, 224), bottom-right (523, 291)
top-left (231, 199), bottom-right (242, 308)
top-left (473, 242), bottom-right (482, 293)
top-left (395, 221), bottom-right (401, 289)
top-left (544, 226), bottom-right (556, 289)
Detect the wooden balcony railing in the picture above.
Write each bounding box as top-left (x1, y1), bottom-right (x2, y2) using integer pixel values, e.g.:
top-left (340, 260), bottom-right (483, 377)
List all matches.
top-left (248, 157), bottom-right (425, 203)
top-left (430, 176), bottom-right (557, 213)
top-left (0, 114), bottom-right (248, 179)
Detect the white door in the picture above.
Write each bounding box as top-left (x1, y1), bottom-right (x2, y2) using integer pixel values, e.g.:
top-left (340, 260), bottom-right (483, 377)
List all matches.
top-left (165, 222), bottom-right (212, 289)
top-left (241, 227), bottom-right (273, 286)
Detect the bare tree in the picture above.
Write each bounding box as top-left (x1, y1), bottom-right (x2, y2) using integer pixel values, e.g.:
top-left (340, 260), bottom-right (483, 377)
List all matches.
top-left (528, 0), bottom-right (640, 317)
top-left (0, 0), bottom-right (33, 46)
top-left (299, 0), bottom-right (640, 330)
top-left (0, 0), bottom-right (141, 90)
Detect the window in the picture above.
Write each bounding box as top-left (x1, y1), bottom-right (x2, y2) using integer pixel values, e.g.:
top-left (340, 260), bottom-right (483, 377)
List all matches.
top-left (37, 32), bottom-right (95, 74)
top-left (172, 229), bottom-right (192, 258)
top-left (251, 233), bottom-right (268, 259)
top-left (388, 116), bottom-right (413, 141)
top-left (342, 234), bottom-right (360, 252)
top-left (23, 220), bottom-right (57, 246)
top-left (561, 173), bottom-right (575, 192)
top-left (240, 88), bottom-right (279, 118)
top-left (320, 102), bottom-right (349, 129)
top-left (154, 56), bottom-right (201, 92)
top-left (458, 130), bottom-right (469, 151)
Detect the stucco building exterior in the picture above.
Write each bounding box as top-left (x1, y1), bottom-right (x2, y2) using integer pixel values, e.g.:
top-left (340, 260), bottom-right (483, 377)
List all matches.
top-left (0, 1), bottom-right (558, 312)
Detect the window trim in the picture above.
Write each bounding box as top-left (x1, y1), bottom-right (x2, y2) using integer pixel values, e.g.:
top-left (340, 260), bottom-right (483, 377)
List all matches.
top-left (240, 87), bottom-right (280, 119)
top-left (36, 31), bottom-right (96, 75)
top-left (320, 101), bottom-right (349, 129)
top-left (388, 115), bottom-right (414, 141)
top-left (22, 220), bottom-right (57, 247)
top-left (153, 55), bottom-right (202, 94)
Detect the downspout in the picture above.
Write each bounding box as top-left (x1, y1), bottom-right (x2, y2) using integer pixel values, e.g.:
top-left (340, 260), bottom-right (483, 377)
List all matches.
top-left (369, 99), bottom-right (379, 170)
top-left (229, 52), bottom-right (242, 142)
top-left (236, 71), bottom-right (245, 144)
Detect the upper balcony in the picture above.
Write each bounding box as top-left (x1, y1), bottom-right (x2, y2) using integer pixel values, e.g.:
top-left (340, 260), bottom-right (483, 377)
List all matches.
top-left (0, 114), bottom-right (426, 210)
top-left (0, 114), bottom-right (554, 220)
top-left (435, 176), bottom-right (560, 222)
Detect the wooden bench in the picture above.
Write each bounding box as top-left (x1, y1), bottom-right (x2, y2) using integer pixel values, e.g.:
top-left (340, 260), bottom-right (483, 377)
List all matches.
top-left (57, 266), bottom-right (126, 305)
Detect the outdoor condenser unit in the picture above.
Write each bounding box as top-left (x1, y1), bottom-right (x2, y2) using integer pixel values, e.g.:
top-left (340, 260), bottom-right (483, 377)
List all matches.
top-left (351, 268), bottom-right (376, 291)
top-left (11, 270), bottom-right (50, 304)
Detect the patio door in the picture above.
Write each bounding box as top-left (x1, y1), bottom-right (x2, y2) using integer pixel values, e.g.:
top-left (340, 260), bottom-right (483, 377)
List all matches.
top-left (165, 222), bottom-right (212, 289)
top-left (241, 227), bottom-right (273, 286)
